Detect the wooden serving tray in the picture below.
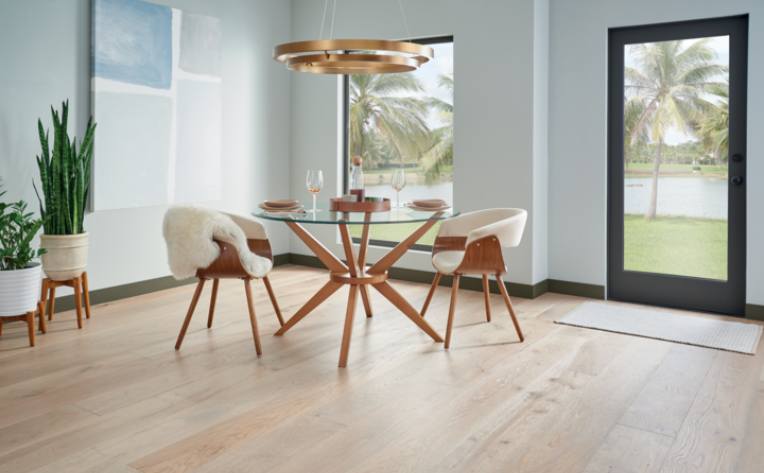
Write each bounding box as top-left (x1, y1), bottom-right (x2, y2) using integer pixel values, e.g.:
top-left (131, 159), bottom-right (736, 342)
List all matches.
top-left (330, 197), bottom-right (391, 213)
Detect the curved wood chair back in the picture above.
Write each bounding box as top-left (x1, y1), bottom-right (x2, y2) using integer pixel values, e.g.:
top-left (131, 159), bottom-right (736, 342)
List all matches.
top-left (196, 239), bottom-right (273, 280)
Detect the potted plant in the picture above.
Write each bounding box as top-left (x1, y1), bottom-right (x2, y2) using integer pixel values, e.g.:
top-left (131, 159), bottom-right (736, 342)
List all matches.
top-left (34, 100), bottom-right (96, 281)
top-left (0, 189), bottom-right (45, 317)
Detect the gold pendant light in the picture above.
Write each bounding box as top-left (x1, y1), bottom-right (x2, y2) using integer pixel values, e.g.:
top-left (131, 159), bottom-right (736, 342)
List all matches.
top-left (273, 0), bottom-right (433, 75)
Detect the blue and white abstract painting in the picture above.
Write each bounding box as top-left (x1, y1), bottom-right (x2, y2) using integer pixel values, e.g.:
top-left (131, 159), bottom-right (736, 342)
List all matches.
top-left (91, 0), bottom-right (222, 210)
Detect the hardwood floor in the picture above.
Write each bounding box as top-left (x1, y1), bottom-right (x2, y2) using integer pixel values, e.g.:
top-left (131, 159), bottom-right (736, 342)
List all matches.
top-left (0, 265), bottom-right (762, 473)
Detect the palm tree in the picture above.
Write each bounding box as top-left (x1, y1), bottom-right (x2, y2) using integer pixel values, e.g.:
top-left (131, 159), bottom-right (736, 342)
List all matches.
top-left (348, 74), bottom-right (431, 168)
top-left (697, 82), bottom-right (729, 164)
top-left (420, 74), bottom-right (454, 183)
top-left (625, 39), bottom-right (726, 219)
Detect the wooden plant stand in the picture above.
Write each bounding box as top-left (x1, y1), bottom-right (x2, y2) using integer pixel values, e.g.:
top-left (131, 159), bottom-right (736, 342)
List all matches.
top-left (0, 303), bottom-right (46, 347)
top-left (40, 272), bottom-right (92, 329)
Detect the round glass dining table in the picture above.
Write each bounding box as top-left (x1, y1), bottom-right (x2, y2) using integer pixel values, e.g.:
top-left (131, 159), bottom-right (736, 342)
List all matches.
top-left (255, 204), bottom-right (458, 367)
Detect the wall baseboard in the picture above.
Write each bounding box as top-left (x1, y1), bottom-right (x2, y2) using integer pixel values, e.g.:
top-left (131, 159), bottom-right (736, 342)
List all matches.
top-left (54, 255), bottom-right (760, 318)
top-left (53, 254), bottom-right (294, 312)
top-left (745, 304), bottom-right (764, 321)
top-left (547, 279), bottom-right (606, 299)
top-left (53, 275), bottom-right (197, 312)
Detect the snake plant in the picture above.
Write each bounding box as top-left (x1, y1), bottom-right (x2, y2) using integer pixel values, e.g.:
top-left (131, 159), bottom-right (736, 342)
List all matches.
top-left (33, 100), bottom-right (96, 235)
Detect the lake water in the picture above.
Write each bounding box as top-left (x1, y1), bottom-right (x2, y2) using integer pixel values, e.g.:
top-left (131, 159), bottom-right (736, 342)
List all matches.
top-left (368, 177), bottom-right (726, 219)
top-left (366, 182), bottom-right (453, 206)
top-left (625, 177), bottom-right (727, 219)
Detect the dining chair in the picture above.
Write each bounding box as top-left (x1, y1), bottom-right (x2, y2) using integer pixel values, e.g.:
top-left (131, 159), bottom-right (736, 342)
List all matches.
top-left (420, 208), bottom-right (528, 349)
top-left (163, 208), bottom-right (284, 355)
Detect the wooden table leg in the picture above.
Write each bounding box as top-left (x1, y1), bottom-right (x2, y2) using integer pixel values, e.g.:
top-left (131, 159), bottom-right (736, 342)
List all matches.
top-left (359, 286), bottom-right (373, 318)
top-left (372, 281), bottom-right (443, 343)
top-left (338, 285), bottom-right (358, 367)
top-left (286, 221), bottom-right (348, 273)
top-left (357, 214), bottom-right (373, 318)
top-left (367, 213), bottom-right (443, 275)
top-left (277, 215), bottom-right (446, 366)
top-left (274, 280), bottom-right (343, 335)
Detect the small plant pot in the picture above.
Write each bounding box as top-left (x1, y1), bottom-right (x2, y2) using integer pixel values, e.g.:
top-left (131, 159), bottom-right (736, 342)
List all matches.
top-left (0, 263), bottom-right (42, 317)
top-left (41, 233), bottom-right (89, 281)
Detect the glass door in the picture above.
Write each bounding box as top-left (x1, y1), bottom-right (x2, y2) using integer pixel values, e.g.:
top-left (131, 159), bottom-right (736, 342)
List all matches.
top-left (608, 16), bottom-right (747, 314)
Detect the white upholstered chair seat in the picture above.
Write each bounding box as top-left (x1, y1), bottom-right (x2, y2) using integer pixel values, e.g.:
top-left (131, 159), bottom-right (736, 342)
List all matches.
top-left (432, 250), bottom-right (466, 275)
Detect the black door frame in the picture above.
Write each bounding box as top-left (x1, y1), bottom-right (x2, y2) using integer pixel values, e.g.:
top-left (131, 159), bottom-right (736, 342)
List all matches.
top-left (607, 15), bottom-right (748, 315)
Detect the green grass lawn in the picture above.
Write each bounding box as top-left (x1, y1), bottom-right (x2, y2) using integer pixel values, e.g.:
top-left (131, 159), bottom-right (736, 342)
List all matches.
top-left (624, 214), bottom-right (727, 280)
top-left (625, 162), bottom-right (727, 177)
top-left (348, 215), bottom-right (727, 281)
top-left (348, 221), bottom-right (441, 247)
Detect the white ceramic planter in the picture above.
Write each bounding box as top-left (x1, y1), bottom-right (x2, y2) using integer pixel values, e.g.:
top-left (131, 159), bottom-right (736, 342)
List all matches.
top-left (40, 232), bottom-right (89, 281)
top-left (0, 263), bottom-right (42, 317)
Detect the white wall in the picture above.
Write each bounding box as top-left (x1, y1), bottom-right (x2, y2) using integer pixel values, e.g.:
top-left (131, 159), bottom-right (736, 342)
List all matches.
top-left (548, 0), bottom-right (764, 305)
top-left (0, 0), bottom-right (292, 292)
top-left (532, 0), bottom-right (550, 284)
top-left (289, 0), bottom-right (549, 286)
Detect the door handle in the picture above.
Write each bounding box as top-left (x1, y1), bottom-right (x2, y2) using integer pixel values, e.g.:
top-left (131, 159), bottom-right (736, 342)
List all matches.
top-left (731, 176), bottom-right (744, 186)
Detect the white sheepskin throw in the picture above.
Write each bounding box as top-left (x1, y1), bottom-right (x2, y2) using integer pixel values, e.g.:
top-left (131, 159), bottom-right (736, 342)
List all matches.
top-left (162, 206), bottom-right (272, 279)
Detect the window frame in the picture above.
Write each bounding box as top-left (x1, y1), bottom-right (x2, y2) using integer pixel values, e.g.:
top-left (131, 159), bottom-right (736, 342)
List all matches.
top-left (341, 34), bottom-right (454, 251)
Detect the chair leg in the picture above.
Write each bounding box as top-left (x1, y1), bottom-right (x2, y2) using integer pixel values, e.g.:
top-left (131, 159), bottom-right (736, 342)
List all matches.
top-left (496, 274), bottom-right (524, 342)
top-left (81, 272), bottom-right (92, 319)
top-left (37, 302), bottom-right (47, 334)
top-left (207, 278), bottom-right (219, 328)
top-left (175, 279), bottom-right (206, 350)
top-left (0, 318), bottom-right (3, 336)
top-left (420, 272), bottom-right (441, 318)
top-left (444, 274), bottom-right (460, 349)
top-left (26, 311), bottom-right (35, 347)
top-left (48, 286), bottom-right (56, 321)
top-left (482, 274), bottom-right (492, 322)
top-left (263, 276), bottom-right (285, 327)
top-left (244, 279), bottom-right (262, 356)
top-left (73, 278), bottom-right (83, 329)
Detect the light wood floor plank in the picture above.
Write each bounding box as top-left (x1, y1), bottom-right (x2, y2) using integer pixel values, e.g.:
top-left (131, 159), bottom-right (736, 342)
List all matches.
top-left (583, 424), bottom-right (674, 473)
top-left (0, 265), bottom-right (761, 473)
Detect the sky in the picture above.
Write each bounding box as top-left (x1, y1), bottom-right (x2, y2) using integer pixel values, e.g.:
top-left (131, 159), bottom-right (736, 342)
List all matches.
top-left (625, 35), bottom-right (728, 146)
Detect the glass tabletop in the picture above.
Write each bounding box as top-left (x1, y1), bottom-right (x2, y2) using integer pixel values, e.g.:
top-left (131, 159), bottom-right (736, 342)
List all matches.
top-left (254, 204), bottom-right (458, 225)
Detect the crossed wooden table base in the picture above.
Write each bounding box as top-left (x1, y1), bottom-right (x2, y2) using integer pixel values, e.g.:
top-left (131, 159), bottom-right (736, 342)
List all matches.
top-left (275, 213), bottom-right (445, 367)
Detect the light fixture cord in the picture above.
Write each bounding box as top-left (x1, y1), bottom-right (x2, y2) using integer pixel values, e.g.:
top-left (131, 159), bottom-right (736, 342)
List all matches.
top-left (329, 0), bottom-right (338, 39)
top-left (397, 0), bottom-right (411, 39)
top-left (318, 0), bottom-right (330, 38)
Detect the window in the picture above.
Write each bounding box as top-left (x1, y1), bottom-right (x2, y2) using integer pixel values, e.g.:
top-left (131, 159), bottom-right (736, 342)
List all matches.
top-left (343, 36), bottom-right (454, 248)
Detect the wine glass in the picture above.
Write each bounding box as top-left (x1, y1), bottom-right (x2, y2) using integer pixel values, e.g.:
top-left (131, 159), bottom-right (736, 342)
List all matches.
top-left (305, 170), bottom-right (324, 214)
top-left (391, 168), bottom-right (406, 208)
